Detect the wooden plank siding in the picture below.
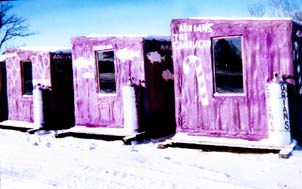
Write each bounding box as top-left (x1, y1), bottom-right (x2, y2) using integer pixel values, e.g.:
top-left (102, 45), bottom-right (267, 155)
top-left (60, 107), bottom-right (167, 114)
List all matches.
top-left (5, 49), bottom-right (51, 122)
top-left (71, 36), bottom-right (176, 138)
top-left (171, 18), bottom-right (301, 141)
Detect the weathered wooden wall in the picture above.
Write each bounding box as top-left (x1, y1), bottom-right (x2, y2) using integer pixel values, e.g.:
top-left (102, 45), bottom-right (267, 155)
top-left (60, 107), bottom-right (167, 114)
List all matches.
top-left (71, 36), bottom-right (145, 127)
top-left (6, 49), bottom-right (51, 122)
top-left (171, 19), bottom-right (295, 140)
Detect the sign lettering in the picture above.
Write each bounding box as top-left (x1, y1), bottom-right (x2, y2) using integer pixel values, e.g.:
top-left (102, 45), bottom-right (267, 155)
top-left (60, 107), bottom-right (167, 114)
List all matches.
top-left (281, 84), bottom-right (290, 130)
top-left (173, 22), bottom-right (213, 50)
top-left (52, 54), bottom-right (71, 60)
top-left (179, 23), bottom-right (213, 33)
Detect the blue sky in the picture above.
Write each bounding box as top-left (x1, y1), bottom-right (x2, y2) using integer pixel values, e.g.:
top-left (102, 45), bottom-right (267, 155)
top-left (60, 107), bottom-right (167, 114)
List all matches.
top-left (5, 0), bottom-right (264, 50)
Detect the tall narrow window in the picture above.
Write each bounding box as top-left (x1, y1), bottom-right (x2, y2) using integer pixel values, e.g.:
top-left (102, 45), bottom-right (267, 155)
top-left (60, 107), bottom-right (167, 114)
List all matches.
top-left (96, 50), bottom-right (116, 94)
top-left (212, 36), bottom-right (244, 93)
top-left (21, 61), bottom-right (33, 95)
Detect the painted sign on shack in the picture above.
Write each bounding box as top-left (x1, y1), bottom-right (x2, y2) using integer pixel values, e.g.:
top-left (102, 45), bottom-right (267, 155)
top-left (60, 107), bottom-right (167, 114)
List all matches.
top-left (171, 18), bottom-right (302, 145)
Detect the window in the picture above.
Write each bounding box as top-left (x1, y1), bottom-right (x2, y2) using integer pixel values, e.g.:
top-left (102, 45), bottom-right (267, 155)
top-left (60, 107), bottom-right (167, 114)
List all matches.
top-left (21, 61), bottom-right (33, 95)
top-left (96, 50), bottom-right (116, 94)
top-left (212, 36), bottom-right (244, 93)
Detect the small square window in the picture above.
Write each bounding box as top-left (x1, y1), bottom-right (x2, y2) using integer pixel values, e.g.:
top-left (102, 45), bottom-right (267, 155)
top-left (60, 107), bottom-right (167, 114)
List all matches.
top-left (212, 36), bottom-right (244, 93)
top-left (21, 61), bottom-right (33, 95)
top-left (96, 50), bottom-right (116, 94)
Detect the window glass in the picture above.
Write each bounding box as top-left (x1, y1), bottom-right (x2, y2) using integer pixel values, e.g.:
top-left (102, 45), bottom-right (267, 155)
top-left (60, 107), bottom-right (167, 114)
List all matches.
top-left (21, 61), bottom-right (33, 95)
top-left (96, 50), bottom-right (116, 94)
top-left (212, 37), bottom-right (243, 93)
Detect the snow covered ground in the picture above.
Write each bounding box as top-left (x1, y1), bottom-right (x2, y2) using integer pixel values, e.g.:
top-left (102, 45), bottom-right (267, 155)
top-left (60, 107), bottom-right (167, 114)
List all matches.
top-left (0, 128), bottom-right (302, 189)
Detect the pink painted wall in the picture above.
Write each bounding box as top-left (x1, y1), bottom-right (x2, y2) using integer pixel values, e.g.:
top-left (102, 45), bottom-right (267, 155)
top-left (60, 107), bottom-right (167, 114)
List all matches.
top-left (71, 36), bottom-right (145, 127)
top-left (171, 19), bottom-right (296, 140)
top-left (5, 49), bottom-right (51, 122)
top-left (71, 36), bottom-right (176, 136)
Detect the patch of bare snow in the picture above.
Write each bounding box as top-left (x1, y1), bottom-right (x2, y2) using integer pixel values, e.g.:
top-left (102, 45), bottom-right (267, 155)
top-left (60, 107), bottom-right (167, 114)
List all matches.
top-left (1, 129), bottom-right (302, 189)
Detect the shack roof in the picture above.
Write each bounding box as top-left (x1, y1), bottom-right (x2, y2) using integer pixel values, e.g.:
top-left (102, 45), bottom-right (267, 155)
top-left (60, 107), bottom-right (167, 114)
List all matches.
top-left (82, 34), bottom-right (170, 41)
top-left (173, 17), bottom-right (302, 25)
top-left (17, 46), bottom-right (71, 53)
top-left (187, 17), bottom-right (293, 20)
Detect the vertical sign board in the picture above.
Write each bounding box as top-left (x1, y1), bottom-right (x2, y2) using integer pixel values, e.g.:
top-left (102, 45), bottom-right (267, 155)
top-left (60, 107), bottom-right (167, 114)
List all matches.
top-left (266, 78), bottom-right (291, 146)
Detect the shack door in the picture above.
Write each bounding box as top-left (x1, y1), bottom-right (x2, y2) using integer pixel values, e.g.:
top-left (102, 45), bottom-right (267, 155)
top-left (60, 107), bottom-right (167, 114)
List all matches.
top-left (50, 52), bottom-right (75, 129)
top-left (0, 61), bottom-right (8, 121)
top-left (142, 39), bottom-right (176, 138)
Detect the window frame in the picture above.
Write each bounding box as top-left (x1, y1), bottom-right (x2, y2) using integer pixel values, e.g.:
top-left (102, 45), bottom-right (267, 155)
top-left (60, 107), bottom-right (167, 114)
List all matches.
top-left (20, 60), bottom-right (33, 96)
top-left (211, 35), bottom-right (245, 96)
top-left (95, 49), bottom-right (117, 97)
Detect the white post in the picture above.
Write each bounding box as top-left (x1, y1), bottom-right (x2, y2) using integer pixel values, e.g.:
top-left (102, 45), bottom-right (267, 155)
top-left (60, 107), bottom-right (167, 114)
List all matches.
top-left (122, 82), bottom-right (138, 134)
top-left (33, 84), bottom-right (44, 128)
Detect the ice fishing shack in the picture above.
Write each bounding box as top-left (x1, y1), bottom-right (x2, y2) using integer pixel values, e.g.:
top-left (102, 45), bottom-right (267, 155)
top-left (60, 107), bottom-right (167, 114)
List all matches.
top-left (170, 18), bottom-right (302, 147)
top-left (4, 47), bottom-right (75, 129)
top-left (71, 35), bottom-right (175, 138)
top-left (0, 55), bottom-right (8, 122)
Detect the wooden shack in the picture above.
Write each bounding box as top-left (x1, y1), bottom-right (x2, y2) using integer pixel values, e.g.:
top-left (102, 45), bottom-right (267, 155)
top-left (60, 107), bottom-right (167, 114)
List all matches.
top-left (71, 35), bottom-right (175, 138)
top-left (5, 47), bottom-right (75, 129)
top-left (170, 18), bottom-right (302, 147)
